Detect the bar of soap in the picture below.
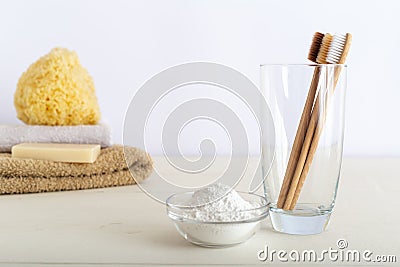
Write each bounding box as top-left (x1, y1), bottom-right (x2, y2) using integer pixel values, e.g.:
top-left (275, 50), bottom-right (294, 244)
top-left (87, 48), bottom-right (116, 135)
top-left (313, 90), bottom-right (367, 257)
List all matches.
top-left (11, 143), bottom-right (101, 163)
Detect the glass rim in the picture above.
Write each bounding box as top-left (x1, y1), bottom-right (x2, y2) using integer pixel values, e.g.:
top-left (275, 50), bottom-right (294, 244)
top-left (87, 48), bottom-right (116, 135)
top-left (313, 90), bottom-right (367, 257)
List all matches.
top-left (167, 210), bottom-right (269, 224)
top-left (166, 191), bottom-right (268, 211)
top-left (166, 191), bottom-right (270, 224)
top-left (260, 63), bottom-right (347, 67)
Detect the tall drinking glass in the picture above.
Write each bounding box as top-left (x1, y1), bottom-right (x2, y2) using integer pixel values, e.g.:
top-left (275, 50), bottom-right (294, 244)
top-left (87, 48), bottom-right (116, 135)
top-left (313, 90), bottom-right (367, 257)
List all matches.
top-left (261, 64), bottom-right (347, 235)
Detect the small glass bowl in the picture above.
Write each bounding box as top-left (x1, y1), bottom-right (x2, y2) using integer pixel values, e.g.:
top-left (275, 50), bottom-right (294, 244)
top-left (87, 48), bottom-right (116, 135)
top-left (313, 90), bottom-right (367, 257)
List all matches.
top-left (166, 192), bottom-right (269, 247)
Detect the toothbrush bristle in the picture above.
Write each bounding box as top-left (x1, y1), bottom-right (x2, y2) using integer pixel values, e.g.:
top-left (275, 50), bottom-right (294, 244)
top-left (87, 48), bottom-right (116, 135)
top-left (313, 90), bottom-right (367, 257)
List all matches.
top-left (316, 33), bottom-right (333, 64)
top-left (308, 32), bottom-right (324, 63)
top-left (326, 34), bottom-right (348, 64)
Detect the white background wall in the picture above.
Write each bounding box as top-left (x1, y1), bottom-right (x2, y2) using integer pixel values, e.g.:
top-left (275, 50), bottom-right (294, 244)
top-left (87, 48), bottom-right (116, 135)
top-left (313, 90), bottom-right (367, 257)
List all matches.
top-left (0, 0), bottom-right (399, 157)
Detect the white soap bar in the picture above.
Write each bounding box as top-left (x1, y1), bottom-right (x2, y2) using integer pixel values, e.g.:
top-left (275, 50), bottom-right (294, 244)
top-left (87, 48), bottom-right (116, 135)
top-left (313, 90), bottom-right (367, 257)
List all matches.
top-left (12, 143), bottom-right (101, 163)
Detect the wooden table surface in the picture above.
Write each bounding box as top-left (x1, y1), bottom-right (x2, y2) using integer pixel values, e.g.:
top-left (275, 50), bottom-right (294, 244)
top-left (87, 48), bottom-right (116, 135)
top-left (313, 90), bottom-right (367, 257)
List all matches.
top-left (0, 158), bottom-right (399, 266)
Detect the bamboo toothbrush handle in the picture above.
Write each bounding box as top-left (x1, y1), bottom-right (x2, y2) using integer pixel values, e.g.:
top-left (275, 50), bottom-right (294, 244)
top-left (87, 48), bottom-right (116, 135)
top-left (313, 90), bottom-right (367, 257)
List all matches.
top-left (289, 109), bottom-right (326, 210)
top-left (288, 66), bottom-right (343, 210)
top-left (282, 90), bottom-right (321, 210)
top-left (276, 67), bottom-right (320, 209)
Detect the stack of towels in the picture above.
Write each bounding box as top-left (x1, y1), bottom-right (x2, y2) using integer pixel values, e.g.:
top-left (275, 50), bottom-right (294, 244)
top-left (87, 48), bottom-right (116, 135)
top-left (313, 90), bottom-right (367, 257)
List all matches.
top-left (0, 48), bottom-right (152, 194)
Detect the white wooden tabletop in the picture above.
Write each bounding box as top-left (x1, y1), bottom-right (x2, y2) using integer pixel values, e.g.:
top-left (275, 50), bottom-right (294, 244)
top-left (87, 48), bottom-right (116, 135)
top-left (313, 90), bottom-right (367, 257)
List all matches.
top-left (0, 158), bottom-right (399, 266)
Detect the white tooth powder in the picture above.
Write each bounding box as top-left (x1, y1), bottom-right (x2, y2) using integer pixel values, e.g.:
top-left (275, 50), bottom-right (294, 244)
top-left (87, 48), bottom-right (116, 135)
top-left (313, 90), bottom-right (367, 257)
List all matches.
top-left (175, 183), bottom-right (265, 246)
top-left (186, 183), bottom-right (258, 221)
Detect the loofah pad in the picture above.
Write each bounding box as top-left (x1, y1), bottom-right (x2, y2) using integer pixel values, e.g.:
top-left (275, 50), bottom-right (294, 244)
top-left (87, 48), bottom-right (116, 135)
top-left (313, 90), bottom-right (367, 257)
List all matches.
top-left (0, 145), bottom-right (153, 194)
top-left (14, 48), bottom-right (101, 125)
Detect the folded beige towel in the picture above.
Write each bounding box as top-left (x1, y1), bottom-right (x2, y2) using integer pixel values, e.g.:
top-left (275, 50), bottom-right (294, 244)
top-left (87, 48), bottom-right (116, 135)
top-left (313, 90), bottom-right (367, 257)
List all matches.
top-left (0, 145), bottom-right (152, 194)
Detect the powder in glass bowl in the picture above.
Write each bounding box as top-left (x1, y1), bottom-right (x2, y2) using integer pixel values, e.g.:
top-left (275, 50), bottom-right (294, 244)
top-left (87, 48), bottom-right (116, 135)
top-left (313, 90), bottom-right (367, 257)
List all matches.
top-left (186, 183), bottom-right (259, 222)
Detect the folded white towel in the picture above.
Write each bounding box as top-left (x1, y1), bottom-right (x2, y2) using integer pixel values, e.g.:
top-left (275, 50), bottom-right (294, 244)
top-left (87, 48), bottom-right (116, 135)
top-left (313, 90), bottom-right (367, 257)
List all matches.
top-left (0, 124), bottom-right (112, 153)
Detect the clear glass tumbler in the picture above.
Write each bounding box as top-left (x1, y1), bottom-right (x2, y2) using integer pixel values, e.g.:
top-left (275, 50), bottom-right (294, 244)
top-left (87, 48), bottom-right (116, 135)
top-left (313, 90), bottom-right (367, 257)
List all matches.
top-left (260, 64), bottom-right (347, 235)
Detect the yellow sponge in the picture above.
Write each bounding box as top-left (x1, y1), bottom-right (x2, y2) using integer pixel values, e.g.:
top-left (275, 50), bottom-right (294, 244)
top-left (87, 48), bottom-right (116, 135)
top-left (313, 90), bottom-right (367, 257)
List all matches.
top-left (14, 48), bottom-right (100, 125)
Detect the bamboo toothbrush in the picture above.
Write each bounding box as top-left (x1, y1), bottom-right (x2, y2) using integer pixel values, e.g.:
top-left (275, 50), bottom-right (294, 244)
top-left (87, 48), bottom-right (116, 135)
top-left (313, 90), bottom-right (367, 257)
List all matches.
top-left (276, 32), bottom-right (325, 209)
top-left (285, 33), bottom-right (352, 210)
top-left (280, 33), bottom-right (333, 210)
